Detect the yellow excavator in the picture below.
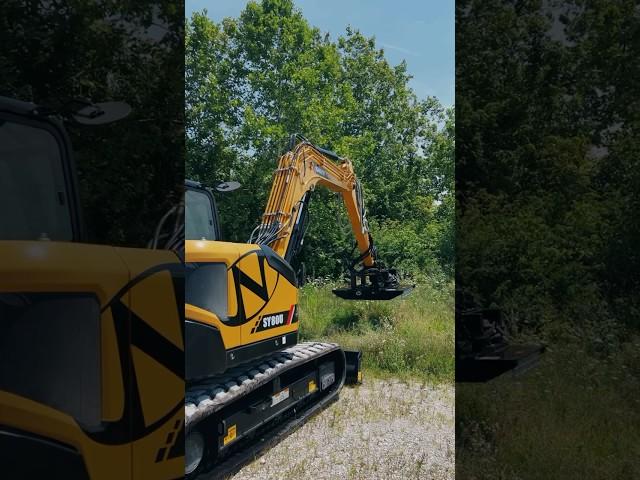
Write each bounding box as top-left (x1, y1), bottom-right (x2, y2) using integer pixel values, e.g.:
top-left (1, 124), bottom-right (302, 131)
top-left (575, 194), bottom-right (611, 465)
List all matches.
top-left (0, 96), bottom-right (184, 479)
top-left (184, 135), bottom-right (412, 478)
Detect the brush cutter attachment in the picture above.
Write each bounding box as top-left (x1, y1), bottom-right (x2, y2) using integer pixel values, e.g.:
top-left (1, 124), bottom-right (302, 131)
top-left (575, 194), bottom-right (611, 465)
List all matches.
top-left (332, 265), bottom-right (414, 301)
top-left (456, 295), bottom-right (545, 382)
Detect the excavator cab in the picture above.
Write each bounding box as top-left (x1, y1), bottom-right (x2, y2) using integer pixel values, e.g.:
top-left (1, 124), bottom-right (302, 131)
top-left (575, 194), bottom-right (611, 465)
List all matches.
top-left (184, 179), bottom-right (241, 242)
top-left (0, 98), bottom-right (82, 241)
top-left (0, 97), bottom-right (131, 243)
top-left (0, 97), bottom-right (185, 480)
top-left (185, 180), bottom-right (220, 241)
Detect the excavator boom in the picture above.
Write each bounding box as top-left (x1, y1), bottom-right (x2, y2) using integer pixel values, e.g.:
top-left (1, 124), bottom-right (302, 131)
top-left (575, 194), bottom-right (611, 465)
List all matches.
top-left (251, 138), bottom-right (372, 265)
top-left (250, 135), bottom-right (412, 300)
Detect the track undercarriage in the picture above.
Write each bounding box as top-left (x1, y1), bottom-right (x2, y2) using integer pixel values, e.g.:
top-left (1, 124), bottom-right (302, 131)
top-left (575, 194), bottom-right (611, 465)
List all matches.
top-left (185, 342), bottom-right (360, 479)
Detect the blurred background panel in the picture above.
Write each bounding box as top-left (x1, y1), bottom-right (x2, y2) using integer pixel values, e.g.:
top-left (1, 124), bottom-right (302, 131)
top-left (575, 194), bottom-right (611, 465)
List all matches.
top-left (456, 0), bottom-right (640, 478)
top-left (1, 0), bottom-right (184, 245)
top-left (0, 1), bottom-right (185, 479)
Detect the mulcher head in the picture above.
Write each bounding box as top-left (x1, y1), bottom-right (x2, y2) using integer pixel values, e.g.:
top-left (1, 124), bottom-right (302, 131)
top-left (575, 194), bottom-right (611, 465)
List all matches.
top-left (332, 285), bottom-right (413, 300)
top-left (332, 266), bottom-right (414, 301)
top-left (455, 303), bottom-right (545, 382)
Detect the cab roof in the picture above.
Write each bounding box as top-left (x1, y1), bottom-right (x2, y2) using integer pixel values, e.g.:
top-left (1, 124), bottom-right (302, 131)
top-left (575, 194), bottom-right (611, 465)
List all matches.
top-left (0, 96), bottom-right (39, 115)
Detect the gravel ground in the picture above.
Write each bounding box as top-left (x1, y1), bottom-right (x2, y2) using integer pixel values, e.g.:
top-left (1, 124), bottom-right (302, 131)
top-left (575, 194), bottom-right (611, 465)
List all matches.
top-left (230, 378), bottom-right (454, 480)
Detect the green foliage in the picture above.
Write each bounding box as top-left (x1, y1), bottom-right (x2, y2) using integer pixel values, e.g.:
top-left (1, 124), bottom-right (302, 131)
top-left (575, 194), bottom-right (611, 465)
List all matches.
top-left (456, 2), bottom-right (640, 477)
top-left (457, 342), bottom-right (640, 479)
top-left (186, 0), bottom-right (454, 280)
top-left (457, 0), bottom-right (639, 333)
top-left (298, 283), bottom-right (454, 383)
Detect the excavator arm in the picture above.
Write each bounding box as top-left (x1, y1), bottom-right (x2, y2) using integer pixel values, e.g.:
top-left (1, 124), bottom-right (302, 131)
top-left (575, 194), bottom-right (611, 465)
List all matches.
top-left (249, 135), bottom-right (412, 300)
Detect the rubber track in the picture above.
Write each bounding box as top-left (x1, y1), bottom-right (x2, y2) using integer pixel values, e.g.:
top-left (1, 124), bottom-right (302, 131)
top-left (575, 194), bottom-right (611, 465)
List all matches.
top-left (185, 341), bottom-right (341, 435)
top-left (200, 386), bottom-right (340, 479)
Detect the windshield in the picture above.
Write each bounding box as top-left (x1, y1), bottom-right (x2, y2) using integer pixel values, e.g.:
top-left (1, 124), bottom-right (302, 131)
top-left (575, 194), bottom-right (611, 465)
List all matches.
top-left (185, 188), bottom-right (217, 240)
top-left (0, 118), bottom-right (73, 241)
top-left (0, 293), bottom-right (102, 428)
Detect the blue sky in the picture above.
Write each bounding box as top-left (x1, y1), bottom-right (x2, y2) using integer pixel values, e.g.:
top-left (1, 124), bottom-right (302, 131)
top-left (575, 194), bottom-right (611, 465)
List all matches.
top-left (186, 0), bottom-right (454, 106)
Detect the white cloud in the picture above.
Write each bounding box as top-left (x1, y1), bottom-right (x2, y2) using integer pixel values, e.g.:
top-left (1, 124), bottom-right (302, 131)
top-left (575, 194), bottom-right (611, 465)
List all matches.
top-left (379, 42), bottom-right (422, 57)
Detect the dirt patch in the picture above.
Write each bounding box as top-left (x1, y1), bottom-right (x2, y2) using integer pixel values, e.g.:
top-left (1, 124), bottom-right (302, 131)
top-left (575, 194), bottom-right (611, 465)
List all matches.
top-left (230, 378), bottom-right (454, 480)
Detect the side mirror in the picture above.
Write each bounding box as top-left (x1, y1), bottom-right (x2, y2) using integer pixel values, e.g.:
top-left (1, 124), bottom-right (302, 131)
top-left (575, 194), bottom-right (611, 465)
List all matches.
top-left (215, 181), bottom-right (241, 192)
top-left (71, 101), bottom-right (131, 125)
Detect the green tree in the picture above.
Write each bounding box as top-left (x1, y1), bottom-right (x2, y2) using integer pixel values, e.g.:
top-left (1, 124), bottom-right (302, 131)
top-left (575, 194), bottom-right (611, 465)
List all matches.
top-left (186, 0), bottom-right (454, 281)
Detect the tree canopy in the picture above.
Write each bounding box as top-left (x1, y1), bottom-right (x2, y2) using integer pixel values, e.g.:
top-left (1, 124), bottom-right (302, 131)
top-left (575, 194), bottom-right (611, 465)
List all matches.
top-left (186, 0), bottom-right (454, 282)
top-left (457, 0), bottom-right (640, 340)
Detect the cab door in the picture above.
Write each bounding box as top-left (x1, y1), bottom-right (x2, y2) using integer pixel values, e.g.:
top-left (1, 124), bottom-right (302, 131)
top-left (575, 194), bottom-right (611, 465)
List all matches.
top-left (0, 241), bottom-right (133, 479)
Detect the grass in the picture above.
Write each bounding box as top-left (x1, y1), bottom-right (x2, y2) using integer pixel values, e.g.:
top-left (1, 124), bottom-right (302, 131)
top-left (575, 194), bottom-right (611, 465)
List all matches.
top-left (233, 377), bottom-right (455, 480)
top-left (456, 337), bottom-right (640, 479)
top-left (230, 281), bottom-right (455, 480)
top-left (297, 280), bottom-right (454, 384)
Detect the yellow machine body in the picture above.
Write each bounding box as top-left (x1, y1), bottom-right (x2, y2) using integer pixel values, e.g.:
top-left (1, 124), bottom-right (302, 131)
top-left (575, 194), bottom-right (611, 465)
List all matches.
top-left (0, 95), bottom-right (186, 478)
top-left (0, 242), bottom-right (184, 479)
top-left (185, 239), bottom-right (299, 380)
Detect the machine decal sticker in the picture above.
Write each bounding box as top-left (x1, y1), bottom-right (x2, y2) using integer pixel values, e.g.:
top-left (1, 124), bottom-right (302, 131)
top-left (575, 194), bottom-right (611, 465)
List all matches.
top-left (250, 304), bottom-right (297, 334)
top-left (251, 309), bottom-right (288, 333)
top-left (223, 425), bottom-right (237, 446)
top-left (155, 419), bottom-right (184, 463)
top-left (225, 250), bottom-right (281, 327)
top-left (85, 262), bottom-right (185, 446)
top-left (271, 387), bottom-right (290, 407)
top-left (286, 304), bottom-right (296, 325)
